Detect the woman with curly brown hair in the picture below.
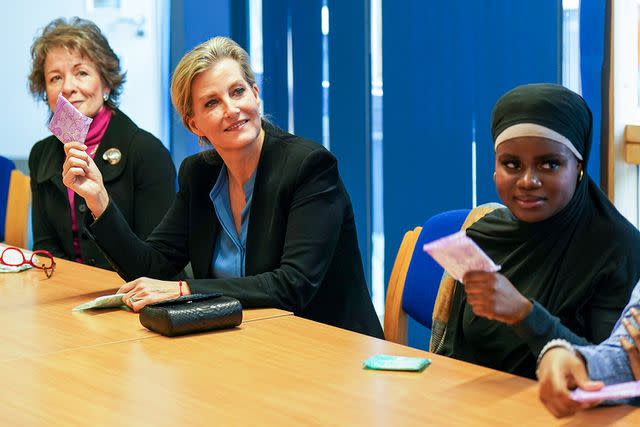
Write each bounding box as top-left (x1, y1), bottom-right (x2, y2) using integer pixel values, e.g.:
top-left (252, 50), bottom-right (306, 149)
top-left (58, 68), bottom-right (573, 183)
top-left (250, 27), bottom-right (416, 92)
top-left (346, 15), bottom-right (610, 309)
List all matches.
top-left (28, 17), bottom-right (176, 270)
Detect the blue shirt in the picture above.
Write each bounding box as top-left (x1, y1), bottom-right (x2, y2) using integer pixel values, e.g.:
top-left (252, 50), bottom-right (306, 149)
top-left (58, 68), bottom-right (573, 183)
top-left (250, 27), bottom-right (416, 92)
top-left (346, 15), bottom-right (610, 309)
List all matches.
top-left (575, 281), bottom-right (640, 405)
top-left (209, 165), bottom-right (255, 279)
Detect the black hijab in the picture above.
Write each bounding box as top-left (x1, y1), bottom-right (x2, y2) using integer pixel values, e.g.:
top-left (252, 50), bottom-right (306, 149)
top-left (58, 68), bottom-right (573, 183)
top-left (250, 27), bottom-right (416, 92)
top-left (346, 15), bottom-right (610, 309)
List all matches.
top-left (440, 84), bottom-right (640, 378)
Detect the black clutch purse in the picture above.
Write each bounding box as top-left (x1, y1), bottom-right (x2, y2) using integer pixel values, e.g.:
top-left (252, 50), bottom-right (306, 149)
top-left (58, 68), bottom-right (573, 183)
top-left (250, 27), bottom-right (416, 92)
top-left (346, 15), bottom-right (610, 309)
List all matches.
top-left (139, 293), bottom-right (243, 337)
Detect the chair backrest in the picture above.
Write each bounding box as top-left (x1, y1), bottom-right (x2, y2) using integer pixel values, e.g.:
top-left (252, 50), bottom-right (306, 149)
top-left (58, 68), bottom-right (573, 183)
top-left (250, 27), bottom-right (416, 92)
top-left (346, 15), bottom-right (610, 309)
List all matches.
top-left (384, 226), bottom-right (421, 344)
top-left (384, 203), bottom-right (505, 347)
top-left (402, 210), bottom-right (470, 331)
top-left (0, 156), bottom-right (16, 241)
top-left (429, 203), bottom-right (504, 352)
top-left (4, 169), bottom-right (31, 248)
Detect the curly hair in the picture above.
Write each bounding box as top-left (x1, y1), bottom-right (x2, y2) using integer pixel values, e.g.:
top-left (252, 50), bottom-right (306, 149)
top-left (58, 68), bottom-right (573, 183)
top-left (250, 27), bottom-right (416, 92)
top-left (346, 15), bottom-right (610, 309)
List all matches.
top-left (28, 17), bottom-right (125, 108)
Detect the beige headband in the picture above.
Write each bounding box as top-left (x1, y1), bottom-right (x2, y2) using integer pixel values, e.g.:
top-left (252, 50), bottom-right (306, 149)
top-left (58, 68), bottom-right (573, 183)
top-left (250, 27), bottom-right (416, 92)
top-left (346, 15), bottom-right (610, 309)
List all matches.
top-left (494, 123), bottom-right (583, 161)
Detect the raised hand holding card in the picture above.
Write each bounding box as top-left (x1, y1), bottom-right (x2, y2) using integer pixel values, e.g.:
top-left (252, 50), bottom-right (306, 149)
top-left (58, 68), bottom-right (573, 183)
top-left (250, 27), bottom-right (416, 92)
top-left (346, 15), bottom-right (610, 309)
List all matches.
top-left (48, 93), bottom-right (93, 143)
top-left (423, 230), bottom-right (500, 281)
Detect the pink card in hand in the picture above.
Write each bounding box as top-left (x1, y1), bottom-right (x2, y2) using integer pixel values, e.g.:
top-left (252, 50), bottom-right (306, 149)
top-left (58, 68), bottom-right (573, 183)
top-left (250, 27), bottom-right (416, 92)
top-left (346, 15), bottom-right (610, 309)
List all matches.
top-left (47, 93), bottom-right (92, 143)
top-left (423, 230), bottom-right (500, 281)
top-left (570, 380), bottom-right (640, 402)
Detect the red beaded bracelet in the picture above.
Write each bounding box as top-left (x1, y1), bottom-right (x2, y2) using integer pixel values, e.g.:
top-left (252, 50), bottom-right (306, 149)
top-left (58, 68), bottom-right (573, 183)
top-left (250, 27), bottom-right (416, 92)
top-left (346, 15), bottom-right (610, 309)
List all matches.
top-left (179, 280), bottom-right (184, 297)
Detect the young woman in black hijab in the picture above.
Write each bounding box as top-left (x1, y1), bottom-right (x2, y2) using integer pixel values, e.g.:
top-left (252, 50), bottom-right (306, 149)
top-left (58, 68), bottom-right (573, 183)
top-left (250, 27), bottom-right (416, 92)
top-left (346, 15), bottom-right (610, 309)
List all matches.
top-left (436, 83), bottom-right (640, 378)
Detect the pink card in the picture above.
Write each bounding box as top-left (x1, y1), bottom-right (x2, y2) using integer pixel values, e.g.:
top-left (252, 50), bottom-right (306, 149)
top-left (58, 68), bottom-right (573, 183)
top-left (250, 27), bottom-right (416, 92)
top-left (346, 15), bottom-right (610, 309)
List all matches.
top-left (423, 230), bottom-right (500, 281)
top-left (570, 380), bottom-right (640, 402)
top-left (47, 94), bottom-right (92, 143)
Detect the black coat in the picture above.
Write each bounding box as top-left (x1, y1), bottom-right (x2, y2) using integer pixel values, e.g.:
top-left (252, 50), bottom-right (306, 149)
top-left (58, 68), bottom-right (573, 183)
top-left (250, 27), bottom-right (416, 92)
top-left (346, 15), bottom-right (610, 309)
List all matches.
top-left (29, 109), bottom-right (176, 270)
top-left (88, 122), bottom-right (383, 338)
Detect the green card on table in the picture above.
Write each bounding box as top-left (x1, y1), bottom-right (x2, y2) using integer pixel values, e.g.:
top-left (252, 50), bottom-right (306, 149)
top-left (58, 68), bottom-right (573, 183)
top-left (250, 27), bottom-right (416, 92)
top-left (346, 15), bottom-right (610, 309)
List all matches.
top-left (363, 354), bottom-right (431, 372)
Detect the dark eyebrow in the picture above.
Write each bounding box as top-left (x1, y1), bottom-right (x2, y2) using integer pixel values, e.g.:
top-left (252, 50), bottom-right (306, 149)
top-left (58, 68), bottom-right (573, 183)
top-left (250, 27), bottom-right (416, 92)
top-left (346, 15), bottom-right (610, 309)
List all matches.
top-left (496, 153), bottom-right (519, 159)
top-left (497, 152), bottom-right (569, 161)
top-left (196, 92), bottom-right (217, 103)
top-left (196, 80), bottom-right (246, 102)
top-left (45, 61), bottom-right (88, 75)
top-left (534, 153), bottom-right (569, 162)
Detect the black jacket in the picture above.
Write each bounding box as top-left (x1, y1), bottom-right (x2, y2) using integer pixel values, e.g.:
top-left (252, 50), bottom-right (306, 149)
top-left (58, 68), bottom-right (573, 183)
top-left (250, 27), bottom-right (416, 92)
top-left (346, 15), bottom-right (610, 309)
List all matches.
top-left (29, 109), bottom-right (176, 269)
top-left (88, 122), bottom-right (383, 338)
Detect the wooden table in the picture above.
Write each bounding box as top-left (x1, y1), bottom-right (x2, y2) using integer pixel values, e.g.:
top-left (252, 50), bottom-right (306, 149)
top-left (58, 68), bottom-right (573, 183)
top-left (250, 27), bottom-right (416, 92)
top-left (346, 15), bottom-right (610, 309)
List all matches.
top-left (0, 258), bottom-right (289, 361)
top-left (0, 258), bottom-right (638, 425)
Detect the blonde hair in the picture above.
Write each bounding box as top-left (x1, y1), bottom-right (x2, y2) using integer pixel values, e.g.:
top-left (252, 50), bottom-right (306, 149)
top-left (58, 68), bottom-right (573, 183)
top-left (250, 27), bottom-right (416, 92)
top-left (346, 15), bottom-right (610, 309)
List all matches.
top-left (28, 17), bottom-right (125, 108)
top-left (170, 36), bottom-right (256, 132)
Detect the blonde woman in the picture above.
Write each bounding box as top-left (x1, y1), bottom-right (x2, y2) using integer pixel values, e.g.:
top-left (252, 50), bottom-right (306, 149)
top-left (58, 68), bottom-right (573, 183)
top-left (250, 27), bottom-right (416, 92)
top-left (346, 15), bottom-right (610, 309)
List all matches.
top-left (62, 36), bottom-right (383, 338)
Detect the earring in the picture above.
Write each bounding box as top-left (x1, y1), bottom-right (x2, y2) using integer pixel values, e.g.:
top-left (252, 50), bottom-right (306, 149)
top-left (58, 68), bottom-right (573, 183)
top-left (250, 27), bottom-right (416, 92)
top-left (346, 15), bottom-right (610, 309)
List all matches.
top-left (579, 169), bottom-right (584, 181)
top-left (103, 93), bottom-right (109, 102)
top-left (493, 172), bottom-right (496, 181)
top-left (43, 94), bottom-right (48, 103)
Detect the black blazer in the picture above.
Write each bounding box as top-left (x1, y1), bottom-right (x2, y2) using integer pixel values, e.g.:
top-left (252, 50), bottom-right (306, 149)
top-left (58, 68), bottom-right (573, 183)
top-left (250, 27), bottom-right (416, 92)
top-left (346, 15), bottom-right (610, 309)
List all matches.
top-left (89, 122), bottom-right (383, 338)
top-left (29, 109), bottom-right (176, 269)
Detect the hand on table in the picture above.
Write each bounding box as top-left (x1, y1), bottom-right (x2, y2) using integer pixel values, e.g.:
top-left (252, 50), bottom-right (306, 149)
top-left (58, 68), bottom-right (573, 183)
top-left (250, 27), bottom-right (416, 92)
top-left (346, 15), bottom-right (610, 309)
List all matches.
top-left (118, 277), bottom-right (191, 312)
top-left (461, 271), bottom-right (533, 325)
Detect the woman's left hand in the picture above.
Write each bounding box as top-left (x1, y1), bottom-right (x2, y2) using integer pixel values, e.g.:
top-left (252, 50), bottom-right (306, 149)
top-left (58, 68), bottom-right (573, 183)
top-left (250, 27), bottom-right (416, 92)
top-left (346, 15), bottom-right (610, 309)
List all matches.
top-left (462, 271), bottom-right (533, 325)
top-left (117, 277), bottom-right (190, 312)
top-left (620, 307), bottom-right (640, 380)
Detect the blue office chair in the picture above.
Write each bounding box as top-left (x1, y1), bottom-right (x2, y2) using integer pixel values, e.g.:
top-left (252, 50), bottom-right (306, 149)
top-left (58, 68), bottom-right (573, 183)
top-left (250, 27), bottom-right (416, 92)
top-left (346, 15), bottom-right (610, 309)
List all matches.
top-left (402, 210), bottom-right (470, 332)
top-left (384, 210), bottom-right (469, 345)
top-left (384, 204), bottom-right (504, 347)
top-left (0, 156), bottom-right (16, 242)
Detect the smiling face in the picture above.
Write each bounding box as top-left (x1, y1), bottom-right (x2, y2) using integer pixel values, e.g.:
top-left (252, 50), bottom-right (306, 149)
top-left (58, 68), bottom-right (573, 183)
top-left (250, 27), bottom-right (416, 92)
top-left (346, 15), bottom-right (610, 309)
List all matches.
top-left (494, 136), bottom-right (582, 223)
top-left (187, 58), bottom-right (262, 153)
top-left (44, 46), bottom-right (108, 118)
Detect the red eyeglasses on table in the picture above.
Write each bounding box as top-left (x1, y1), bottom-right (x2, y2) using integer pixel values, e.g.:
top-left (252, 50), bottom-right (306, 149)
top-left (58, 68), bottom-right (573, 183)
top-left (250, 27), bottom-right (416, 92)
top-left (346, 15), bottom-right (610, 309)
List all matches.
top-left (0, 246), bottom-right (55, 278)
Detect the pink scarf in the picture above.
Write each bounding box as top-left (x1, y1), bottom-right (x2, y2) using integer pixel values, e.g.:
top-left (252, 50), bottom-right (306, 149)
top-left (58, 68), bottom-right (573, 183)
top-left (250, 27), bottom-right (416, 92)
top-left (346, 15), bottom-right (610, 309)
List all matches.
top-left (67, 107), bottom-right (112, 262)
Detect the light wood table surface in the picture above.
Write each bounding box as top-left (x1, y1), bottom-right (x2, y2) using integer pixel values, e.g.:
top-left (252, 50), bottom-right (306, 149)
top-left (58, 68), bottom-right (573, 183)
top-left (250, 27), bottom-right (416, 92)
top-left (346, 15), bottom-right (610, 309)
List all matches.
top-left (0, 314), bottom-right (638, 426)
top-left (0, 257), bottom-right (290, 361)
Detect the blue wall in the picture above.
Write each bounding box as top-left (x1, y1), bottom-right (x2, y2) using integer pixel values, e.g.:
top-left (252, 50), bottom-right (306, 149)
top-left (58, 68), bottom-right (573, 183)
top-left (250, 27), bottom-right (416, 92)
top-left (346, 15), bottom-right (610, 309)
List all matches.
top-left (328, 0), bottom-right (372, 286)
top-left (580, 0), bottom-right (605, 183)
top-left (260, 0), bottom-right (373, 284)
top-left (261, 0), bottom-right (291, 131)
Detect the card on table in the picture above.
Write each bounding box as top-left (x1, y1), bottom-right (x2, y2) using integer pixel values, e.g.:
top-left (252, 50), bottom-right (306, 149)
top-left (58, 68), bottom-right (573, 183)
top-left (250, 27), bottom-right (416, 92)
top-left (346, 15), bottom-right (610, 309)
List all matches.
top-left (363, 354), bottom-right (431, 372)
top-left (48, 93), bottom-right (93, 143)
top-left (72, 293), bottom-right (128, 311)
top-left (423, 230), bottom-right (500, 281)
top-left (570, 380), bottom-right (640, 403)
